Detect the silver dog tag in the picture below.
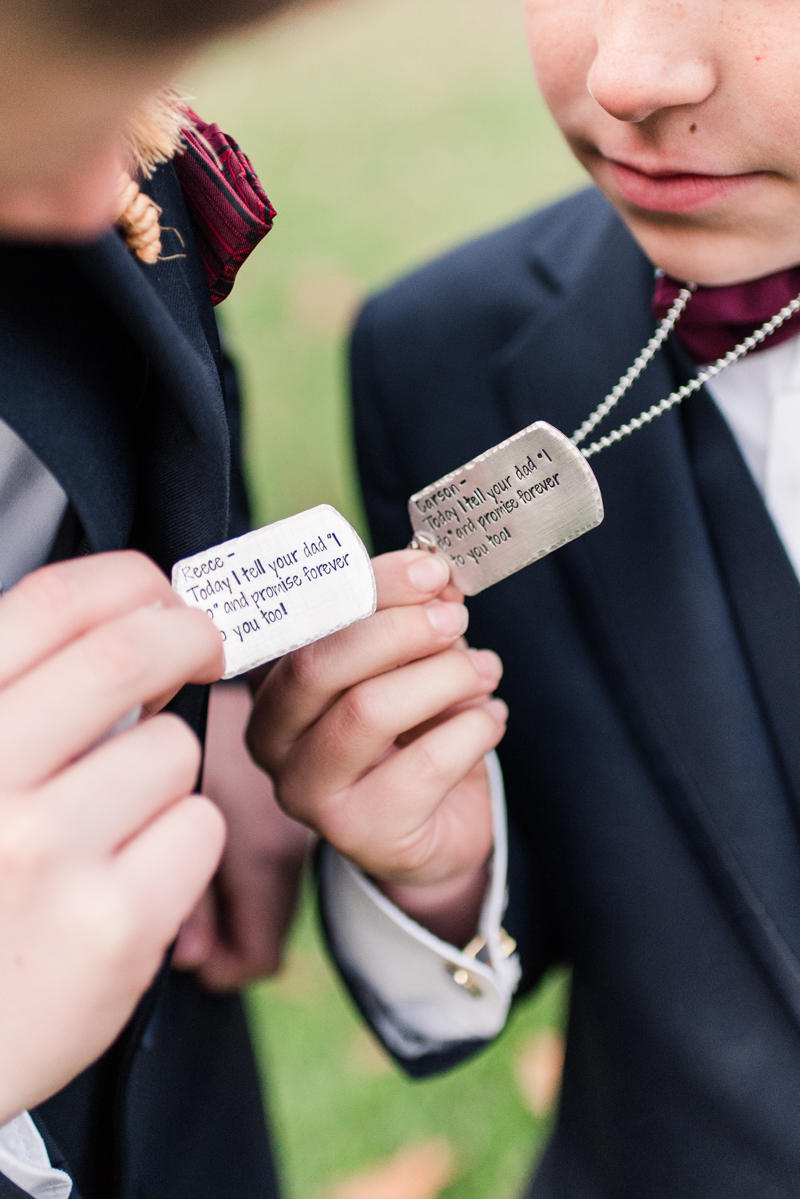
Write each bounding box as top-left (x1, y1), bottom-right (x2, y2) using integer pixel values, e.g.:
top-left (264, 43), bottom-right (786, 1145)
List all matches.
top-left (173, 505), bottom-right (376, 678)
top-left (408, 422), bottom-right (603, 596)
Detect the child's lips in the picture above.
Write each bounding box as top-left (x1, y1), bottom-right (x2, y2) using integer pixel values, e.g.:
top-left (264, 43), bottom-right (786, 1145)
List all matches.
top-left (607, 159), bottom-right (760, 213)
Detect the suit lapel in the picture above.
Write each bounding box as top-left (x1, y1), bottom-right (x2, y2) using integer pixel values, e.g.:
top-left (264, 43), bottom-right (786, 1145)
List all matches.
top-left (0, 242), bottom-right (142, 553)
top-left (73, 219), bottom-right (230, 567)
top-left (684, 389), bottom-right (800, 824)
top-left (493, 199), bottom-right (657, 443)
top-left (0, 1173), bottom-right (63, 1199)
top-left (0, 166), bottom-right (229, 568)
top-left (139, 163), bottom-right (223, 382)
top-left (494, 203), bottom-right (800, 1029)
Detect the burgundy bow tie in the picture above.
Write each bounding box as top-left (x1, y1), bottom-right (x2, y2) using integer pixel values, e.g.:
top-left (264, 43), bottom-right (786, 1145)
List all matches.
top-left (653, 267), bottom-right (800, 365)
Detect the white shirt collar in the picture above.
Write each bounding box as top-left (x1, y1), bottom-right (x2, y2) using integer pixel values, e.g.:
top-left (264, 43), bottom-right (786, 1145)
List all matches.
top-left (704, 334), bottom-right (800, 578)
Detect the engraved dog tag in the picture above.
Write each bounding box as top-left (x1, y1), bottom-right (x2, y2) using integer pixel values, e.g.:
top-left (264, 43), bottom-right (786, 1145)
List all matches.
top-left (408, 422), bottom-right (603, 596)
top-left (173, 504), bottom-right (376, 679)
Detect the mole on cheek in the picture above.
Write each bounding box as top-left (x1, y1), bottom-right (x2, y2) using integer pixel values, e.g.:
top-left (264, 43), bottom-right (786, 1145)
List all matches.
top-left (689, 123), bottom-right (697, 133)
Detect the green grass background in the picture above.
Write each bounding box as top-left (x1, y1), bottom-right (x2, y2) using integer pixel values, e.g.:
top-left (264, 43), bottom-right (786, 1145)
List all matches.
top-left (185, 3), bottom-right (586, 1194)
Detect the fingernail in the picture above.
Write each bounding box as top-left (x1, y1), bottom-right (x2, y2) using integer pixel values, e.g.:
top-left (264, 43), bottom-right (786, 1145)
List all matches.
top-left (486, 698), bottom-right (509, 723)
top-left (425, 600), bottom-right (469, 637)
top-left (408, 554), bottom-right (450, 593)
top-left (467, 648), bottom-right (503, 680)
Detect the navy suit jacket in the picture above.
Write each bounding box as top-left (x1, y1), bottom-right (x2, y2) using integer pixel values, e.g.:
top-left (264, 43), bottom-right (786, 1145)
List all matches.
top-left (350, 188), bottom-right (800, 1197)
top-left (0, 166), bottom-right (276, 1199)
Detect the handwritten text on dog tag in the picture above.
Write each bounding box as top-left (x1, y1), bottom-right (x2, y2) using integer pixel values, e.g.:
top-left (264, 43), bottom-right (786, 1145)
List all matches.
top-left (408, 422), bottom-right (603, 596)
top-left (173, 505), bottom-right (376, 679)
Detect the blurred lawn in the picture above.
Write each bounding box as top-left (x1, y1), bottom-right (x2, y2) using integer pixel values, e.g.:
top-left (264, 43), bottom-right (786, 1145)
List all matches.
top-left (185, 2), bottom-right (586, 1195)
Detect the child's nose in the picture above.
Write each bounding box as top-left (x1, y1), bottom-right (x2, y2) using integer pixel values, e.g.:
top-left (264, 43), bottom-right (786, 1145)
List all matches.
top-left (587, 0), bottom-right (717, 124)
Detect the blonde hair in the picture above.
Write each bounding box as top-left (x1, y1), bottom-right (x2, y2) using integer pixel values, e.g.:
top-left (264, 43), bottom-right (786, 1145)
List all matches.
top-left (115, 88), bottom-right (191, 265)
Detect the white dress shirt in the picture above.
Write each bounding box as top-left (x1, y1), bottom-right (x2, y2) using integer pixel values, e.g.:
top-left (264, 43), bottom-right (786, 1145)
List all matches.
top-left (703, 334), bottom-right (800, 575)
top-left (319, 332), bottom-right (800, 1062)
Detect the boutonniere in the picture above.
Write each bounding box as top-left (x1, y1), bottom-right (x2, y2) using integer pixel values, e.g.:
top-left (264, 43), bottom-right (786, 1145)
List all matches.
top-left (117, 87), bottom-right (275, 303)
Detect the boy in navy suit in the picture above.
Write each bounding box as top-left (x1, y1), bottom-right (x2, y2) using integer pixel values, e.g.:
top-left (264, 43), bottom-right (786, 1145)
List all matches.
top-left (0, 1), bottom-right (314, 1196)
top-left (248, 1), bottom-right (800, 1194)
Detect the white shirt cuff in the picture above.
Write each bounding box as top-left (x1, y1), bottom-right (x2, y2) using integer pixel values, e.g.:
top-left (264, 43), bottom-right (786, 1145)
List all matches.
top-left (319, 751), bottom-right (521, 1061)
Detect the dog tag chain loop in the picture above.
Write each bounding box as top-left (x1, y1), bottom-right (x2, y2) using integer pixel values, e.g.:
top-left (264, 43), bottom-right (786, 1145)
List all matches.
top-left (410, 280), bottom-right (800, 595)
top-left (571, 283), bottom-right (694, 451)
top-left (574, 283), bottom-right (800, 459)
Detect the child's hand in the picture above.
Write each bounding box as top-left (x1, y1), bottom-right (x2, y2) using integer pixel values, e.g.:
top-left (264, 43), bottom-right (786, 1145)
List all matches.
top-left (0, 551), bottom-right (226, 1124)
top-left (246, 550), bottom-right (507, 942)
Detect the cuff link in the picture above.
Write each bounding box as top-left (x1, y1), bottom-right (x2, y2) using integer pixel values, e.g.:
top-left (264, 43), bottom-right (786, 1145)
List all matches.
top-left (498, 928), bottom-right (517, 959)
top-left (445, 927), bottom-right (517, 997)
top-left (446, 963), bottom-right (483, 998)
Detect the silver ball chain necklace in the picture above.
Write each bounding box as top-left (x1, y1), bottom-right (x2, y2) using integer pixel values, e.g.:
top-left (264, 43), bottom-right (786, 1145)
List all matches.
top-left (408, 278), bottom-right (800, 594)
